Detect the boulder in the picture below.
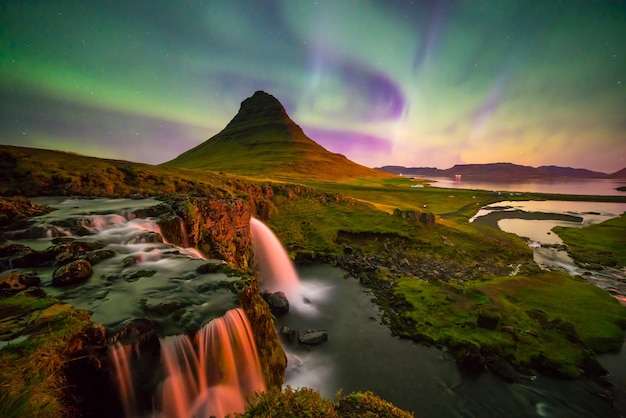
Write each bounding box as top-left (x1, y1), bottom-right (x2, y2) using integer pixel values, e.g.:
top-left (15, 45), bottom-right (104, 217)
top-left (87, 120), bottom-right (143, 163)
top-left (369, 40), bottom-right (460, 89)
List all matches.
top-left (264, 291), bottom-right (290, 315)
top-left (453, 341), bottom-right (485, 372)
top-left (51, 259), bottom-right (93, 286)
top-left (280, 326), bottom-right (297, 342)
top-left (485, 356), bottom-right (517, 381)
top-left (168, 197), bottom-right (253, 269)
top-left (298, 329), bottom-right (328, 345)
top-left (0, 271), bottom-right (41, 297)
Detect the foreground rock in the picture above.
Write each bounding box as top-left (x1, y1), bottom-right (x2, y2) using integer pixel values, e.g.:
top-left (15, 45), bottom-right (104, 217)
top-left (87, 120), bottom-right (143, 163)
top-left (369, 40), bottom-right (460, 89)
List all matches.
top-left (51, 259), bottom-right (93, 286)
top-left (0, 271), bottom-right (41, 297)
top-left (262, 290), bottom-right (290, 315)
top-left (298, 329), bottom-right (328, 345)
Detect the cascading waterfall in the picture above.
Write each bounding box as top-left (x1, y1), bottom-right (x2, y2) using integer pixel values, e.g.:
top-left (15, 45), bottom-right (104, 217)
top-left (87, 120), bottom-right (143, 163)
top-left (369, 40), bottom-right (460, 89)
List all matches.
top-left (110, 308), bottom-right (265, 418)
top-left (156, 308), bottom-right (266, 417)
top-left (110, 342), bottom-right (140, 418)
top-left (249, 217), bottom-right (301, 306)
top-left (16, 198), bottom-right (273, 418)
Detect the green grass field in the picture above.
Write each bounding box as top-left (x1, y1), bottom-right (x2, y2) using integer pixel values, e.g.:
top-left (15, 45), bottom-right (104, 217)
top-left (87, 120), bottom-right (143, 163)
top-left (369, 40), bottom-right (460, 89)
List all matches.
top-left (553, 212), bottom-right (626, 267)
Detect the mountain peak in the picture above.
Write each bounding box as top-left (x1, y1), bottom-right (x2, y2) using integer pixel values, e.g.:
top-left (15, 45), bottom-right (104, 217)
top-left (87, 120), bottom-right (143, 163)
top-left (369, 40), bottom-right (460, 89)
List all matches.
top-left (163, 91), bottom-right (391, 180)
top-left (224, 90), bottom-right (291, 131)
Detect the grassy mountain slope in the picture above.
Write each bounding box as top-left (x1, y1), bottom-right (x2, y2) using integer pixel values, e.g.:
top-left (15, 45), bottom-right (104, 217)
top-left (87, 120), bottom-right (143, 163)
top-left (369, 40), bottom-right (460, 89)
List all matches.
top-left (162, 91), bottom-right (392, 181)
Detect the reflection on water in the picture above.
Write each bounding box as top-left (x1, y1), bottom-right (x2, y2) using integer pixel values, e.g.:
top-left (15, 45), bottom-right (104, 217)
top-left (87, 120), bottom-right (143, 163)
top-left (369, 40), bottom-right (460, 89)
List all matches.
top-left (427, 177), bottom-right (626, 196)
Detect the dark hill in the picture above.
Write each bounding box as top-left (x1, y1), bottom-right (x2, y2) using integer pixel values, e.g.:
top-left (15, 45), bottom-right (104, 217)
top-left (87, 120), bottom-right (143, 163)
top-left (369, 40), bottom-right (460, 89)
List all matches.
top-left (377, 163), bottom-right (612, 180)
top-left (444, 163), bottom-right (542, 179)
top-left (537, 165), bottom-right (606, 178)
top-left (607, 167), bottom-right (626, 179)
top-left (163, 91), bottom-right (391, 181)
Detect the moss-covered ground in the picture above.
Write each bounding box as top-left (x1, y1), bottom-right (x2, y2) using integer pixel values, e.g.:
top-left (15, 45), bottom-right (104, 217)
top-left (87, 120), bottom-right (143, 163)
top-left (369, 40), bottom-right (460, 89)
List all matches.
top-left (0, 295), bottom-right (100, 418)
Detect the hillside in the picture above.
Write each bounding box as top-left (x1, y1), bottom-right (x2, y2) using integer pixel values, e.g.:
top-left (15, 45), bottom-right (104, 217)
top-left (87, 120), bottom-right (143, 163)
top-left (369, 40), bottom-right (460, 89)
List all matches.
top-left (163, 91), bottom-right (391, 181)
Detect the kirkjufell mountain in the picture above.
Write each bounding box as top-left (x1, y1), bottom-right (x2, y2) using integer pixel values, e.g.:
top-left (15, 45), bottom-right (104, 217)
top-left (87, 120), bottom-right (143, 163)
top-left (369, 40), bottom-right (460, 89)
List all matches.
top-left (163, 91), bottom-right (392, 180)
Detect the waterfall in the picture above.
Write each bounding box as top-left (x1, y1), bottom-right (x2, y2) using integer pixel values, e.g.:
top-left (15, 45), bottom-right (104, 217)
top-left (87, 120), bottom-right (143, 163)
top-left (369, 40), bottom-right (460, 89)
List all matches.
top-left (249, 217), bottom-right (301, 305)
top-left (110, 308), bottom-right (266, 418)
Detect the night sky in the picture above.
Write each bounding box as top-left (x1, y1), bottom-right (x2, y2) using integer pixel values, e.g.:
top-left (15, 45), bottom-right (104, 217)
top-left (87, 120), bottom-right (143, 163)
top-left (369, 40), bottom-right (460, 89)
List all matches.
top-left (2, 1), bottom-right (625, 173)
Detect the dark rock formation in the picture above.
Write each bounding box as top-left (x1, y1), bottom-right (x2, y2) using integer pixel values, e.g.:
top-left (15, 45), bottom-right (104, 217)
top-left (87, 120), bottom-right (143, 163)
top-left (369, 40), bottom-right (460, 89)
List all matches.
top-left (280, 325), bottom-right (297, 342)
top-left (393, 208), bottom-right (435, 226)
top-left (262, 291), bottom-right (290, 315)
top-left (239, 279), bottom-right (287, 389)
top-left (0, 271), bottom-right (40, 297)
top-left (0, 196), bottom-right (52, 229)
top-left (453, 341), bottom-right (485, 372)
top-left (485, 355), bottom-right (517, 381)
top-left (51, 259), bottom-right (93, 286)
top-left (165, 197), bottom-right (253, 269)
top-left (298, 329), bottom-right (328, 345)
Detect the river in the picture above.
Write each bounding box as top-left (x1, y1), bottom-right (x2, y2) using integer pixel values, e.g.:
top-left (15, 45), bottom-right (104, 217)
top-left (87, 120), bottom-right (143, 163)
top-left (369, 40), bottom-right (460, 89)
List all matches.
top-left (277, 265), bottom-right (625, 417)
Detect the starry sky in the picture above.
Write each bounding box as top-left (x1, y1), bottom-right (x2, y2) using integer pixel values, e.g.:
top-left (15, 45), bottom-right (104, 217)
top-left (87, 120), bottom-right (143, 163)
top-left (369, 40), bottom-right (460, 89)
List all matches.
top-left (1, 0), bottom-right (625, 173)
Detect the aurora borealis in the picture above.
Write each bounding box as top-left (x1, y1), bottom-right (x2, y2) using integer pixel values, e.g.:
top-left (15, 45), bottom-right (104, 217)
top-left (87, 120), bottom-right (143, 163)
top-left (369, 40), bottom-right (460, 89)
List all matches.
top-left (1, 1), bottom-right (625, 173)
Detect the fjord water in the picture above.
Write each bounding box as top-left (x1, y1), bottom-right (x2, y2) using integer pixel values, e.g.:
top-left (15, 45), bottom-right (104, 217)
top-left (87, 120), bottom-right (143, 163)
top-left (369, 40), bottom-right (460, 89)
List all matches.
top-left (427, 176), bottom-right (626, 196)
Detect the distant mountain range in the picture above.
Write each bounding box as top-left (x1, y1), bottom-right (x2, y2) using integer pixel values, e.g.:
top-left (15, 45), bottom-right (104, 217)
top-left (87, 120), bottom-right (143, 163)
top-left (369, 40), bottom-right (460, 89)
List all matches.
top-left (376, 162), bottom-right (626, 180)
top-left (164, 91), bottom-right (391, 181)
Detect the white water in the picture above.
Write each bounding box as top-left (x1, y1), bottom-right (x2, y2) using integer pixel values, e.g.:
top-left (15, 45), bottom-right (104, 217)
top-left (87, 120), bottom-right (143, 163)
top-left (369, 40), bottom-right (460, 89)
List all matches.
top-left (250, 217), bottom-right (317, 314)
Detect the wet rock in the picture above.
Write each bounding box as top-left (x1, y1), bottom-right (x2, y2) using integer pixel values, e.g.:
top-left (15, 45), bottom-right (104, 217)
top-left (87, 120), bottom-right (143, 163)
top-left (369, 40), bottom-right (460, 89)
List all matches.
top-left (263, 291), bottom-right (290, 315)
top-left (0, 243), bottom-right (32, 258)
top-left (486, 356), bottom-right (517, 381)
top-left (280, 325), bottom-right (296, 342)
top-left (119, 270), bottom-right (156, 282)
top-left (51, 259), bottom-right (93, 286)
top-left (298, 329), bottom-right (328, 345)
top-left (28, 303), bottom-right (75, 329)
top-left (196, 260), bottom-right (228, 274)
top-left (453, 341), bottom-right (485, 372)
top-left (0, 196), bottom-right (52, 228)
top-left (8, 248), bottom-right (53, 269)
top-left (0, 271), bottom-right (41, 297)
top-left (0, 244), bottom-right (36, 271)
top-left (129, 231), bottom-right (163, 244)
top-left (84, 249), bottom-right (115, 265)
top-left (157, 213), bottom-right (187, 247)
top-left (121, 255), bottom-right (140, 267)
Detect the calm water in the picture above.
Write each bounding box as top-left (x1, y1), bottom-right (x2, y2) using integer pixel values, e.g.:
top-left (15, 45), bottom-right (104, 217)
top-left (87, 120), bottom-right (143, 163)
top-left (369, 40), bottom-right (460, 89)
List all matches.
top-left (277, 265), bottom-right (625, 417)
top-left (427, 177), bottom-right (626, 196)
